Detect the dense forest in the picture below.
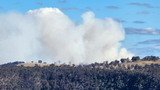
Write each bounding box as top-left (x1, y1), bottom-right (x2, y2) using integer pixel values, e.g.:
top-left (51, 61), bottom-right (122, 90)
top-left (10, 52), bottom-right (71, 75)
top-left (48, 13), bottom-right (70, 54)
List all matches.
top-left (0, 56), bottom-right (160, 90)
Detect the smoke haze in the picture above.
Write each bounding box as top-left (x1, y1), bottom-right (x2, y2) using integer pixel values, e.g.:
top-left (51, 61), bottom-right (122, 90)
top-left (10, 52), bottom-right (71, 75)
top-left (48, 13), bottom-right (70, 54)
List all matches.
top-left (0, 8), bottom-right (133, 64)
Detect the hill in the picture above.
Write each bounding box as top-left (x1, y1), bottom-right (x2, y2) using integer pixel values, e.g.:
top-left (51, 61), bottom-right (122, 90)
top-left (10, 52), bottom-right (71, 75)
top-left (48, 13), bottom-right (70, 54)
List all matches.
top-left (0, 56), bottom-right (160, 89)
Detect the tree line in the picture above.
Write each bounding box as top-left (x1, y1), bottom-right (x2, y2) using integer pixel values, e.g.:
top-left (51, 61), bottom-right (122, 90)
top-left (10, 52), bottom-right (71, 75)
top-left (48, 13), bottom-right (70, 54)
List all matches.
top-left (0, 56), bottom-right (160, 90)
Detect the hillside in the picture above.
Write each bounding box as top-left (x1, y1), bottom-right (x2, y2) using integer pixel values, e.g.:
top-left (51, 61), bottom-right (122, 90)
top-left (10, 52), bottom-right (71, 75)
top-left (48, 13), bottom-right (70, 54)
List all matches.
top-left (0, 56), bottom-right (160, 90)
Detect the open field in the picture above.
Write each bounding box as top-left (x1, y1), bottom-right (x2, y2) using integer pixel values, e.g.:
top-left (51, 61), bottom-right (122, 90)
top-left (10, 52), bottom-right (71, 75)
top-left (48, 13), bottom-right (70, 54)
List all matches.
top-left (17, 62), bottom-right (50, 67)
top-left (122, 60), bottom-right (160, 67)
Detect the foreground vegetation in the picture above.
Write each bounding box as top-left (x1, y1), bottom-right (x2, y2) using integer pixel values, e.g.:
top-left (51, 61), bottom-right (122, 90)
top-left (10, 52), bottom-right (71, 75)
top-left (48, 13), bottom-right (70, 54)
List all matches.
top-left (0, 56), bottom-right (160, 90)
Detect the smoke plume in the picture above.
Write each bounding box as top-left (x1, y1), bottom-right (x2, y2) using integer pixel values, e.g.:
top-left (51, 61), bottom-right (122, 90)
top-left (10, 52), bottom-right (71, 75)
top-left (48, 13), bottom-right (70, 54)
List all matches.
top-left (0, 8), bottom-right (133, 64)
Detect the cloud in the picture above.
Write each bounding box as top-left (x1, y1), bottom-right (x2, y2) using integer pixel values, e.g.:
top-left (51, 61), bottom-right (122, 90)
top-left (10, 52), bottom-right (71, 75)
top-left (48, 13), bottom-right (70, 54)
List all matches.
top-left (85, 7), bottom-right (93, 11)
top-left (61, 7), bottom-right (94, 12)
top-left (133, 21), bottom-right (145, 24)
top-left (154, 45), bottom-right (160, 49)
top-left (61, 7), bottom-right (92, 12)
top-left (137, 39), bottom-right (160, 45)
top-left (134, 39), bottom-right (160, 56)
top-left (125, 27), bottom-right (160, 35)
top-left (106, 6), bottom-right (119, 10)
top-left (130, 47), bottom-right (160, 57)
top-left (57, 0), bottom-right (67, 3)
top-left (0, 7), bottom-right (133, 64)
top-left (137, 11), bottom-right (150, 15)
top-left (35, 2), bottom-right (44, 6)
top-left (113, 18), bottom-right (126, 23)
top-left (60, 7), bottom-right (79, 11)
top-left (129, 2), bottom-right (155, 8)
top-left (13, 1), bottom-right (21, 6)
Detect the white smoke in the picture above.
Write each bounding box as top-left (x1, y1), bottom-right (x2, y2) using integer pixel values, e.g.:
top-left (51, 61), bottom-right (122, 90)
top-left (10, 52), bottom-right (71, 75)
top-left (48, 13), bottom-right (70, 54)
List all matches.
top-left (0, 7), bottom-right (133, 64)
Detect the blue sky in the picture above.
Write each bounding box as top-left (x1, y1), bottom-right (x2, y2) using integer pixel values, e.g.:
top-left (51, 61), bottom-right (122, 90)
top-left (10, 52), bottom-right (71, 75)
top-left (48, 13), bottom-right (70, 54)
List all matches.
top-left (0, 0), bottom-right (160, 57)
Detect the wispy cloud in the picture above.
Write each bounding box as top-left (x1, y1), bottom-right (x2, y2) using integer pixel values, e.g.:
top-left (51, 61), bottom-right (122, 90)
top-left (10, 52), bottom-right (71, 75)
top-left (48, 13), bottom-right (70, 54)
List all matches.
top-left (137, 11), bottom-right (150, 15)
top-left (133, 21), bottom-right (145, 24)
top-left (134, 40), bottom-right (160, 56)
top-left (13, 1), bottom-right (21, 6)
top-left (125, 27), bottom-right (160, 35)
top-left (60, 7), bottom-right (79, 11)
top-left (129, 2), bottom-right (155, 8)
top-left (85, 7), bottom-right (93, 11)
top-left (35, 2), bottom-right (43, 6)
top-left (154, 45), bottom-right (160, 49)
top-left (130, 46), bottom-right (160, 57)
top-left (113, 18), bottom-right (126, 23)
top-left (57, 0), bottom-right (67, 3)
top-left (60, 7), bottom-right (93, 12)
top-left (138, 39), bottom-right (160, 44)
top-left (106, 6), bottom-right (119, 10)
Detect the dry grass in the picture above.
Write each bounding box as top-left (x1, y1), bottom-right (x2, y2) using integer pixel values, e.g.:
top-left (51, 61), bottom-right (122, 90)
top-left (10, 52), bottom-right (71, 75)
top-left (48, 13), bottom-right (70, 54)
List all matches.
top-left (18, 60), bottom-right (160, 68)
top-left (17, 62), bottom-right (50, 67)
top-left (122, 60), bottom-right (160, 67)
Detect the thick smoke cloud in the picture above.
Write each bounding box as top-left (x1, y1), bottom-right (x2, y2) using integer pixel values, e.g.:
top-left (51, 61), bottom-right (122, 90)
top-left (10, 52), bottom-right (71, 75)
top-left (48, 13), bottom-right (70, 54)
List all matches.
top-left (0, 8), bottom-right (133, 64)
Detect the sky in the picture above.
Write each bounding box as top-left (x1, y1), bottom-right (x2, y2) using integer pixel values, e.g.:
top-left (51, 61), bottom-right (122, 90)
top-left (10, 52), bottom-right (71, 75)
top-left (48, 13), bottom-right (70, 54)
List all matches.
top-left (0, 0), bottom-right (160, 58)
